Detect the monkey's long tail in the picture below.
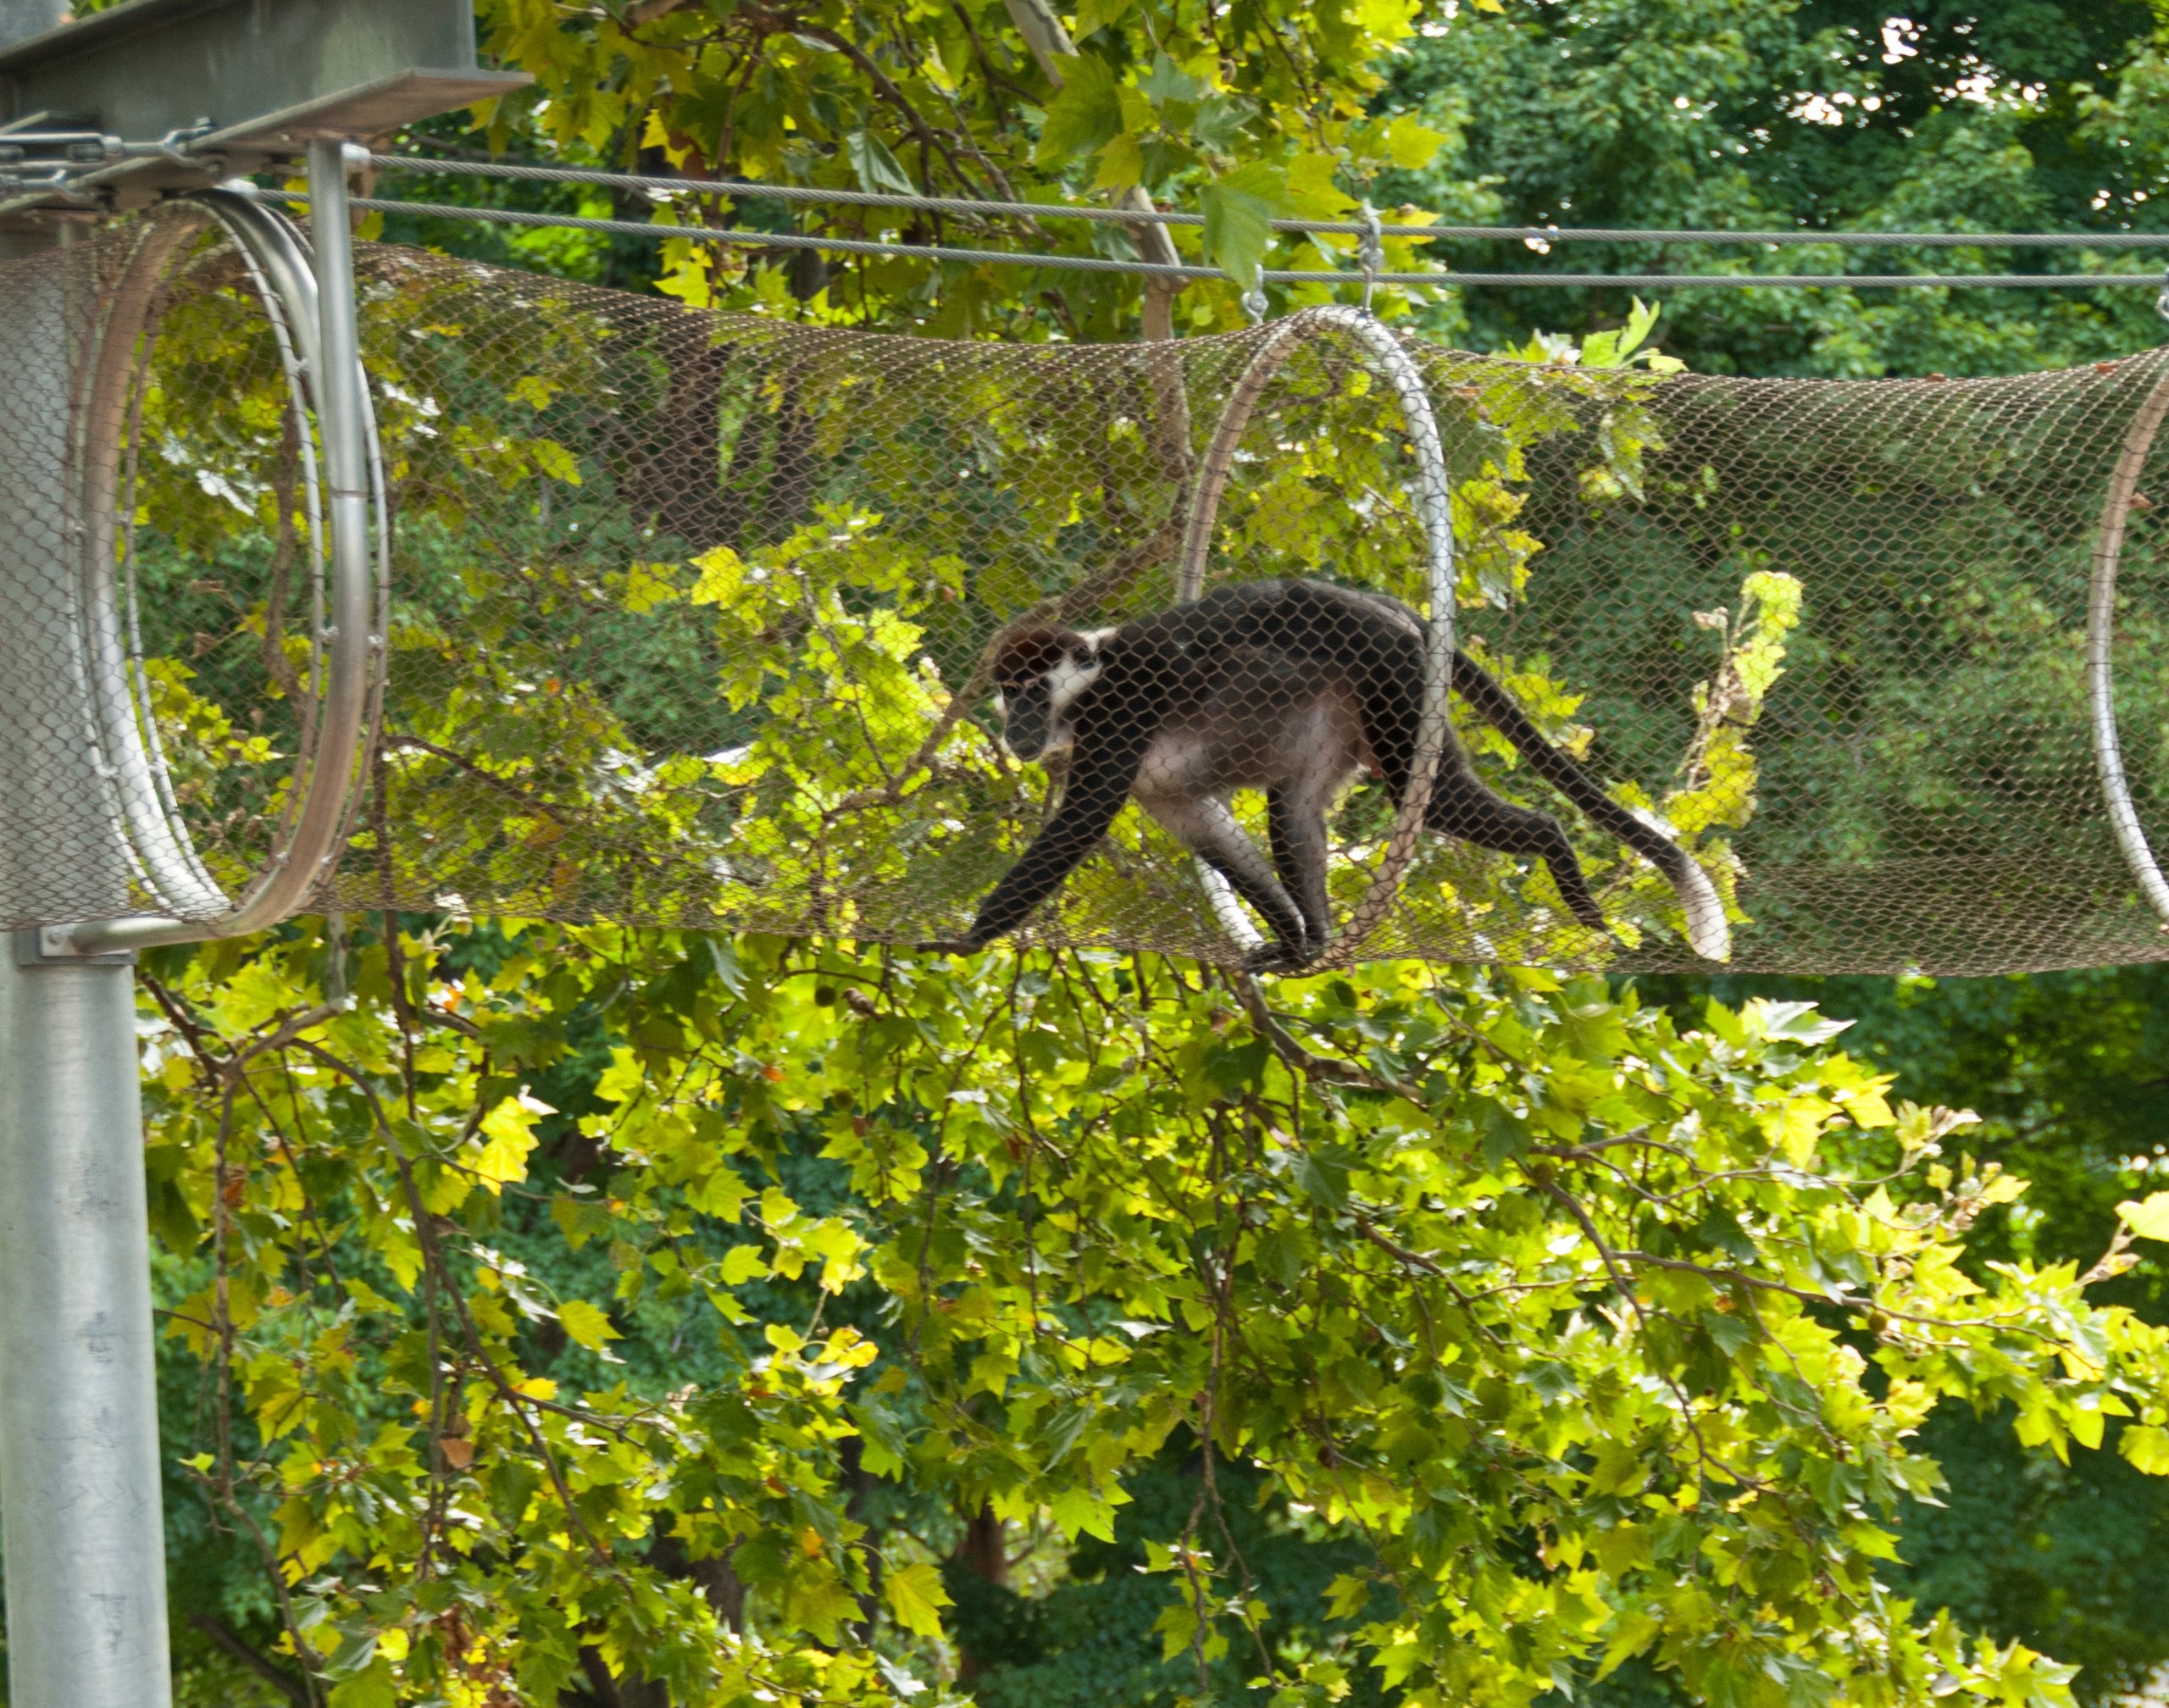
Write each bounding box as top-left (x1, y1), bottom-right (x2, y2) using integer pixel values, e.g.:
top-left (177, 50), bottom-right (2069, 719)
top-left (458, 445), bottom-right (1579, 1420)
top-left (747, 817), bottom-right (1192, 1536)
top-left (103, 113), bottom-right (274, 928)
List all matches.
top-left (1449, 650), bottom-right (1732, 962)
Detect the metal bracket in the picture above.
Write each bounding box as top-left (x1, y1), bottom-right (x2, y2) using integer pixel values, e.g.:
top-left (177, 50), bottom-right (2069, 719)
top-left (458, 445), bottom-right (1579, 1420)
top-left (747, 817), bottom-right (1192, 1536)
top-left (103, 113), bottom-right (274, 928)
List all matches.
top-left (0, 119), bottom-right (214, 193)
top-left (0, 0), bottom-right (529, 217)
top-left (13, 926), bottom-right (130, 966)
top-left (1358, 198), bottom-right (1384, 313)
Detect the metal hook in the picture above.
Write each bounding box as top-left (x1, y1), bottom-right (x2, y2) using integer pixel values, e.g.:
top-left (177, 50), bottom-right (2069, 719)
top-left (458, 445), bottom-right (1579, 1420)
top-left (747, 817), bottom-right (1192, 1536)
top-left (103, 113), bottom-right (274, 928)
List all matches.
top-left (1359, 198), bottom-right (1385, 314)
top-left (2157, 263), bottom-right (2169, 324)
top-left (1240, 279), bottom-right (1268, 324)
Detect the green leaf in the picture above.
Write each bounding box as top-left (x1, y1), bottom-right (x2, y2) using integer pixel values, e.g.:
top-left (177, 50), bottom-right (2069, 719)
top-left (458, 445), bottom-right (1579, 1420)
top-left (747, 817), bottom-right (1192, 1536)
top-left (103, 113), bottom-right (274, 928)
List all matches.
top-left (846, 129), bottom-right (915, 195)
top-left (558, 1298), bottom-right (621, 1352)
top-left (1049, 1481), bottom-right (1128, 1541)
top-left (702, 934), bottom-right (746, 998)
top-left (1072, 0), bottom-right (1134, 39)
top-left (720, 1243), bottom-right (768, 1284)
top-left (1325, 1572), bottom-right (1371, 1620)
top-left (1200, 160), bottom-right (1286, 287)
top-left (691, 1165), bottom-right (752, 1222)
top-left (328, 1660), bottom-right (397, 1708)
top-left (474, 1095), bottom-right (546, 1192)
top-left (2122, 1424), bottom-right (2169, 1475)
top-left (1381, 111), bottom-right (1449, 169)
top-left (884, 1560), bottom-right (953, 1638)
top-left (1090, 130), bottom-right (1144, 191)
top-left (2119, 1191), bottom-right (2169, 1241)
top-left (1035, 53), bottom-right (1124, 166)
top-left (1252, 1223), bottom-right (1306, 1289)
top-left (1481, 1105), bottom-right (1529, 1167)
top-left (1291, 1144), bottom-right (1352, 1210)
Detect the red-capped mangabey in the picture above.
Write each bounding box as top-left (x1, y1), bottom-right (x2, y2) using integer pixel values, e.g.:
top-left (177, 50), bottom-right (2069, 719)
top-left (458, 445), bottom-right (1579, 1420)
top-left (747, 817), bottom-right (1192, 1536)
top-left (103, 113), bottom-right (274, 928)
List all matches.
top-left (924, 578), bottom-right (1728, 970)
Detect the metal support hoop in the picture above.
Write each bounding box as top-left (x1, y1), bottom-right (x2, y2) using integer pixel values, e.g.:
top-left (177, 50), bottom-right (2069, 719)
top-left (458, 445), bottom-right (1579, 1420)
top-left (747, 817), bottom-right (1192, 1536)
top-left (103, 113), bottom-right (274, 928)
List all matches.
top-left (57, 162), bottom-right (386, 954)
top-left (1176, 306), bottom-right (1458, 964)
top-left (2089, 373), bottom-right (2169, 928)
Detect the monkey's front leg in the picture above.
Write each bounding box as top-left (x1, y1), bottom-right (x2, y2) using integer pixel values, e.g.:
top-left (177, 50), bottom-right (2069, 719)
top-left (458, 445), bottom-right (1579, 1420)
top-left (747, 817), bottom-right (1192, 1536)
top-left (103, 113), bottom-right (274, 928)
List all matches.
top-left (921, 743), bottom-right (1143, 956)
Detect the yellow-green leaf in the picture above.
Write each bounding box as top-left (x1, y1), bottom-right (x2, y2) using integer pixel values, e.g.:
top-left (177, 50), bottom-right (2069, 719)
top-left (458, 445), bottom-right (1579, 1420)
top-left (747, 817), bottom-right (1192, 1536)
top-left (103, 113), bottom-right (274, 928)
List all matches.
top-left (474, 1095), bottom-right (547, 1192)
top-left (558, 1299), bottom-right (620, 1352)
top-left (2122, 1423), bottom-right (2169, 1475)
top-left (883, 1561), bottom-right (952, 1639)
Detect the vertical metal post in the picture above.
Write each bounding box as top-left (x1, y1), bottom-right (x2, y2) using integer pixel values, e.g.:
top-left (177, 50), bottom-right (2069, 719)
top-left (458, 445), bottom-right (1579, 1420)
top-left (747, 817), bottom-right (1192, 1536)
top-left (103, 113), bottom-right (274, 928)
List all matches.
top-left (0, 942), bottom-right (169, 1708)
top-left (307, 139), bottom-right (370, 673)
top-left (0, 10), bottom-right (172, 1700)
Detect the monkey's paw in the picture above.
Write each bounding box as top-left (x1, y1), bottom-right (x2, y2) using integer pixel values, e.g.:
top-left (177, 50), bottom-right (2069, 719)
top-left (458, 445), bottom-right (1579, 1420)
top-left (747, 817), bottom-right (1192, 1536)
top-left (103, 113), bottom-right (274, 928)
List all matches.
top-left (1242, 940), bottom-right (1315, 976)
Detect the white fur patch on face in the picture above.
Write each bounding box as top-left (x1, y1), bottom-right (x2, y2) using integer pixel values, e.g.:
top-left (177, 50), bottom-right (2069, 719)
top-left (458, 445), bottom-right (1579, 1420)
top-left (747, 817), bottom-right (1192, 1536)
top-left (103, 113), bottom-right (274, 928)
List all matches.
top-left (1045, 653), bottom-right (1104, 716)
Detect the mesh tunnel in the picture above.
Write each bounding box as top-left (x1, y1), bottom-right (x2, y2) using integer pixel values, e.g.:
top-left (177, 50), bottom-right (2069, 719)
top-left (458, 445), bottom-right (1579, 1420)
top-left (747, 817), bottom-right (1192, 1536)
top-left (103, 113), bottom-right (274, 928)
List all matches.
top-left (30, 214), bottom-right (2169, 974)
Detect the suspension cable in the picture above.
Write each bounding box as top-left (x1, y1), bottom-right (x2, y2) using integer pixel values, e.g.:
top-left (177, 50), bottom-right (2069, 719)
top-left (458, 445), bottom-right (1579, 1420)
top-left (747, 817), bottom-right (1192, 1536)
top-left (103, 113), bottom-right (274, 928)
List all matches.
top-left (368, 152), bottom-right (2169, 250)
top-left (265, 189), bottom-right (2169, 291)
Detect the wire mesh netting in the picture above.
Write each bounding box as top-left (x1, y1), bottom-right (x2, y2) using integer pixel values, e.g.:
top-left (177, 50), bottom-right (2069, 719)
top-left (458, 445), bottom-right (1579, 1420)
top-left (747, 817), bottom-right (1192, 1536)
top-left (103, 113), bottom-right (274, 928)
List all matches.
top-left (28, 214), bottom-right (2169, 973)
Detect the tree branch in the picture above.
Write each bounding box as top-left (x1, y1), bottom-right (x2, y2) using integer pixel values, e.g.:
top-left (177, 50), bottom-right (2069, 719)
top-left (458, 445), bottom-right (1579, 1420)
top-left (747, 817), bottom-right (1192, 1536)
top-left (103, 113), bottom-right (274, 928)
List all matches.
top-left (1232, 973), bottom-right (1423, 1101)
top-left (186, 1613), bottom-right (313, 1708)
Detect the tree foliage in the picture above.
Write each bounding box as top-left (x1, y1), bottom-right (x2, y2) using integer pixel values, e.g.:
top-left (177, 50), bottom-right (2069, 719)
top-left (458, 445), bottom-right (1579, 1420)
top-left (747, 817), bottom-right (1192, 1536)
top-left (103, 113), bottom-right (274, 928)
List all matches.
top-left (1382, 0), bottom-right (2169, 374)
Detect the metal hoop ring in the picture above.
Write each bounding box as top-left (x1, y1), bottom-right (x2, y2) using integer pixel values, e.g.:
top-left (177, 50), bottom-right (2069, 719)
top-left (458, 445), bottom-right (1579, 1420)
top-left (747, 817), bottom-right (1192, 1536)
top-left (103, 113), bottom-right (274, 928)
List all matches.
top-left (59, 190), bottom-right (386, 952)
top-left (1176, 305), bottom-right (1457, 965)
top-left (2089, 369), bottom-right (2169, 929)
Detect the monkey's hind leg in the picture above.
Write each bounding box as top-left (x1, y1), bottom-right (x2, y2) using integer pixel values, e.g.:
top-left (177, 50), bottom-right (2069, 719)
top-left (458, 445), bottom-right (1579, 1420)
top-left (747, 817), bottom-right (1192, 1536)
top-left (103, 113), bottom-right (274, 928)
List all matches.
top-left (1268, 785), bottom-right (1335, 954)
top-left (1427, 785), bottom-right (1611, 936)
top-left (1145, 792), bottom-right (1314, 968)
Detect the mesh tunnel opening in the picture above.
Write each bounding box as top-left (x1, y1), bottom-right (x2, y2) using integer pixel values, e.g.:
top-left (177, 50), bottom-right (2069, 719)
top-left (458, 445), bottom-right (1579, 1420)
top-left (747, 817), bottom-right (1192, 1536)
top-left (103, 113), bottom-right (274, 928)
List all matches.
top-left (32, 221), bottom-right (2169, 974)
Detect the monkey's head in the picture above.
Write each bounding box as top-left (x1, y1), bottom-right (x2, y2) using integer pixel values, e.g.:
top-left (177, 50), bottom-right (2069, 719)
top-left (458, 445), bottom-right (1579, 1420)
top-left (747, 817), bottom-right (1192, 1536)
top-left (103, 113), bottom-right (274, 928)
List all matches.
top-left (991, 624), bottom-right (1104, 762)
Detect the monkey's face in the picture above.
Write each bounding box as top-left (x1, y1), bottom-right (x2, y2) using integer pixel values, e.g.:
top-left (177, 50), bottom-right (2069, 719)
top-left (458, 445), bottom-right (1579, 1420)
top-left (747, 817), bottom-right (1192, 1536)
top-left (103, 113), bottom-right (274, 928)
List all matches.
top-left (992, 628), bottom-right (1102, 762)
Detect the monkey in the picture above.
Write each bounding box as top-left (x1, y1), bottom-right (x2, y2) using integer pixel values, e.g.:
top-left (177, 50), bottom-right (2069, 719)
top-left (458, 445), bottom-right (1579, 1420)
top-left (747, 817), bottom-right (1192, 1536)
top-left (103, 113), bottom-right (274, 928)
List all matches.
top-left (924, 578), bottom-right (1730, 969)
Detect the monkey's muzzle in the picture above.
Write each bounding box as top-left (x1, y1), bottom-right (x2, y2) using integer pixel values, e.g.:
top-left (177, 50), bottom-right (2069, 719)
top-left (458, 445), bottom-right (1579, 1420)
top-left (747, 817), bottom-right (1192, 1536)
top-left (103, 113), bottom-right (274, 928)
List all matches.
top-left (998, 692), bottom-right (1053, 762)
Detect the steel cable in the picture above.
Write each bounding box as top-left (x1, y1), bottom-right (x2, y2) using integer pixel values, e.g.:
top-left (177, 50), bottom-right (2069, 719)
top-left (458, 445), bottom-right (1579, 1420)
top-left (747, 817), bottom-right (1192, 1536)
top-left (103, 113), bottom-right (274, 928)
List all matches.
top-left (267, 190), bottom-right (2169, 291)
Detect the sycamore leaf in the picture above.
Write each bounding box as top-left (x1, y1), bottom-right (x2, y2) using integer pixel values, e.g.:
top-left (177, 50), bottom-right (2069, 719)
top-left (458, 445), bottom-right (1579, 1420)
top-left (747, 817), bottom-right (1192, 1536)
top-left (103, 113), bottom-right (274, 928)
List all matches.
top-left (558, 1298), bottom-right (621, 1352)
top-left (1155, 1598), bottom-right (1200, 1661)
top-left (846, 130), bottom-right (915, 196)
top-left (1381, 111), bottom-right (1449, 169)
top-left (1049, 1480), bottom-right (1129, 1542)
top-left (720, 1243), bottom-right (768, 1284)
top-left (1200, 160), bottom-right (1286, 288)
top-left (2121, 1423), bottom-right (2169, 1475)
top-left (473, 1095), bottom-right (546, 1192)
top-left (883, 1561), bottom-right (952, 1639)
top-left (2118, 1191), bottom-right (2169, 1241)
top-left (1073, 0), bottom-right (1134, 39)
top-left (1090, 130), bottom-right (1144, 192)
top-left (327, 1661), bottom-right (397, 1708)
top-left (1036, 53), bottom-right (1124, 165)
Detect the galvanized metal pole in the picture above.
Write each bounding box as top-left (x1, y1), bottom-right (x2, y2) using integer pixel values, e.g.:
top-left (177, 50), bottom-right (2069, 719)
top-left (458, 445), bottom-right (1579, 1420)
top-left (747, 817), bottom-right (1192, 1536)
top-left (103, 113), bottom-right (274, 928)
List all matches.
top-left (0, 941), bottom-right (170, 1708)
top-left (0, 8), bottom-right (173, 1705)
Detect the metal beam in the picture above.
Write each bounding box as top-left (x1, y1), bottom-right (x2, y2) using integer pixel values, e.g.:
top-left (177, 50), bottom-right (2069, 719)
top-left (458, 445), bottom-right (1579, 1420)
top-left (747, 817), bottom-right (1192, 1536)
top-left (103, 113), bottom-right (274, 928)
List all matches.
top-left (0, 0), bottom-right (525, 205)
top-left (0, 0), bottom-right (61, 52)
